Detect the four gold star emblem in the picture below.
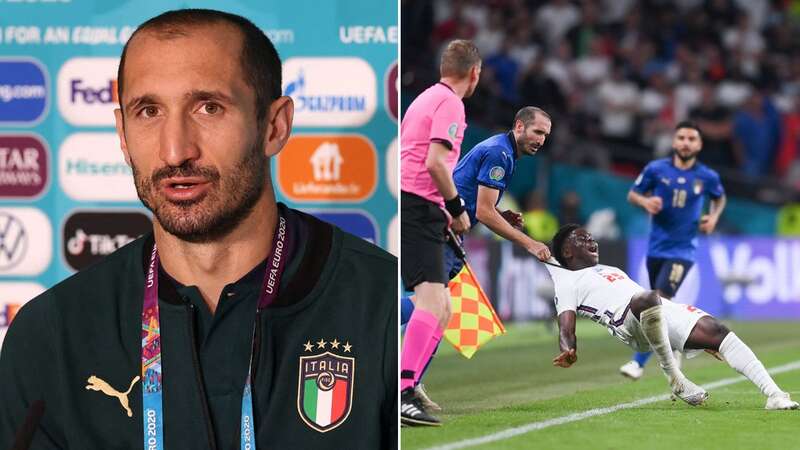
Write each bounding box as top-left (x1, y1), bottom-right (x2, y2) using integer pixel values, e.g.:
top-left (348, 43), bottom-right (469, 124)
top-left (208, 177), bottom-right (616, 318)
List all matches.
top-left (304, 339), bottom-right (352, 352)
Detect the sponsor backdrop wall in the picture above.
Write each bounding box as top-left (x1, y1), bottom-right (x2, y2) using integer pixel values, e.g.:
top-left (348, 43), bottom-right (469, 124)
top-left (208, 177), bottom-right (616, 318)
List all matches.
top-left (0, 0), bottom-right (398, 345)
top-left (454, 237), bottom-right (800, 322)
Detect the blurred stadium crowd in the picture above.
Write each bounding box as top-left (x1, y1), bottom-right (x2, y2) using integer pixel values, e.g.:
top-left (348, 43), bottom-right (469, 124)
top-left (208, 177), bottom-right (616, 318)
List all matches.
top-left (402, 0), bottom-right (800, 240)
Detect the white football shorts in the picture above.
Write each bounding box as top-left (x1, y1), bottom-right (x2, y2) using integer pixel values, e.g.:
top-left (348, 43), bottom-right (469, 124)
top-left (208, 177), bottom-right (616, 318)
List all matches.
top-left (613, 298), bottom-right (709, 353)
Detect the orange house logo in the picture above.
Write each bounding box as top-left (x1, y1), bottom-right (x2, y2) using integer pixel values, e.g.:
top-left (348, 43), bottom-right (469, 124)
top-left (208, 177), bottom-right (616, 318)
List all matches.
top-left (277, 134), bottom-right (377, 202)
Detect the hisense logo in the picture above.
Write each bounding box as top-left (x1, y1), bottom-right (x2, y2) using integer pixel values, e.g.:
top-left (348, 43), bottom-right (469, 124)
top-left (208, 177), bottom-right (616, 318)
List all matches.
top-left (58, 133), bottom-right (137, 201)
top-left (64, 158), bottom-right (131, 175)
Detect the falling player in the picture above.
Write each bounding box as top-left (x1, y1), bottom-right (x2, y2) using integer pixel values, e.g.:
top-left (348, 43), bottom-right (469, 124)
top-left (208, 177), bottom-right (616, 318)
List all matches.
top-left (620, 121), bottom-right (726, 380)
top-left (547, 224), bottom-right (798, 410)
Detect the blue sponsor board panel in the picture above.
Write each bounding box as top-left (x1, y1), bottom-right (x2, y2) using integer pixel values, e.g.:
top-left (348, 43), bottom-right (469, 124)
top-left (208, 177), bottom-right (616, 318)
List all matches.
top-left (628, 237), bottom-right (800, 320)
top-left (310, 210), bottom-right (378, 245)
top-left (0, 58), bottom-right (49, 125)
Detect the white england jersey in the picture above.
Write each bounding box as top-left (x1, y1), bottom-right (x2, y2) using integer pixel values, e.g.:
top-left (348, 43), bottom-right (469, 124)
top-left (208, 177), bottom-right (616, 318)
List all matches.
top-left (545, 264), bottom-right (645, 328)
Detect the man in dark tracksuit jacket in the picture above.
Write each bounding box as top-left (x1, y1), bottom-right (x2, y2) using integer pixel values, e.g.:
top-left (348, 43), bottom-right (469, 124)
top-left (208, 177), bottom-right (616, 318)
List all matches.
top-left (0, 8), bottom-right (397, 450)
top-left (0, 207), bottom-right (397, 449)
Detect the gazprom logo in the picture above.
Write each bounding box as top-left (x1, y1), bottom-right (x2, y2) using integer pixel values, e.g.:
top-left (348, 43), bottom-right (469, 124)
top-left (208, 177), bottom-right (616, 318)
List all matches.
top-left (57, 58), bottom-right (119, 126)
top-left (0, 58), bottom-right (49, 126)
top-left (282, 58), bottom-right (376, 127)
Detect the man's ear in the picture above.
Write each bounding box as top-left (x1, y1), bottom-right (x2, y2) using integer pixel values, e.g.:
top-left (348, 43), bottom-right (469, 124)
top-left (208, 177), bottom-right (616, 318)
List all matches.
top-left (262, 96), bottom-right (294, 158)
top-left (562, 244), bottom-right (572, 262)
top-left (114, 108), bottom-right (132, 166)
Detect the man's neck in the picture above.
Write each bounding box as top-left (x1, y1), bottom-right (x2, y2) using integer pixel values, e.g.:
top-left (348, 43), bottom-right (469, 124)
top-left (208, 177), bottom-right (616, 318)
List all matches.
top-left (673, 155), bottom-right (697, 170)
top-left (154, 190), bottom-right (278, 314)
top-left (511, 131), bottom-right (522, 159)
top-left (439, 77), bottom-right (469, 99)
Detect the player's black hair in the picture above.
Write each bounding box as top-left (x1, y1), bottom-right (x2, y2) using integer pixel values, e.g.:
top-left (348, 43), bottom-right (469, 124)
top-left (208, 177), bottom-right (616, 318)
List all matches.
top-left (550, 223), bottom-right (581, 267)
top-left (674, 120), bottom-right (702, 138)
top-left (117, 9), bottom-right (281, 124)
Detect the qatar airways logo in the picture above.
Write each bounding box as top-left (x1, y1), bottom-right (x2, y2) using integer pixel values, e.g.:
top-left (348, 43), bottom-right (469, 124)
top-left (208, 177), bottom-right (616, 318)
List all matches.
top-left (0, 134), bottom-right (49, 198)
top-left (57, 58), bottom-right (119, 126)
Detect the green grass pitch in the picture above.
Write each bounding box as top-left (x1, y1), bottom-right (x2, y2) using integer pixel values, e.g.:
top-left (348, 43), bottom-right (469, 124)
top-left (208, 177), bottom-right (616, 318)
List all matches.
top-left (402, 320), bottom-right (800, 450)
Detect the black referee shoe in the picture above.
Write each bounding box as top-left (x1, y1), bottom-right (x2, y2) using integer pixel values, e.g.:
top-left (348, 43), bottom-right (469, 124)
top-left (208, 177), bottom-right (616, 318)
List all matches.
top-left (401, 388), bottom-right (441, 427)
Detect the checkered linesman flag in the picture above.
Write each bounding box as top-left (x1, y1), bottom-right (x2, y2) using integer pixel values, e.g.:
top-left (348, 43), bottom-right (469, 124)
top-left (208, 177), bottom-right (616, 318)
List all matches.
top-left (444, 262), bottom-right (506, 359)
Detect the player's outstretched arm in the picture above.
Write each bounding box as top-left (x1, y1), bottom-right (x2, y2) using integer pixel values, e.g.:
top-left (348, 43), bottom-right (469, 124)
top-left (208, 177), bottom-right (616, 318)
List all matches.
top-left (476, 185), bottom-right (550, 261)
top-left (553, 311), bottom-right (577, 368)
top-left (627, 190), bottom-right (662, 215)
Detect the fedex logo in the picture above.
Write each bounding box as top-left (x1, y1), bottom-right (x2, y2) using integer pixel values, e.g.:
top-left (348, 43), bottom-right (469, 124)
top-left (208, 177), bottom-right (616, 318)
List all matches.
top-left (0, 282), bottom-right (44, 349)
top-left (70, 79), bottom-right (118, 105)
top-left (58, 58), bottom-right (119, 126)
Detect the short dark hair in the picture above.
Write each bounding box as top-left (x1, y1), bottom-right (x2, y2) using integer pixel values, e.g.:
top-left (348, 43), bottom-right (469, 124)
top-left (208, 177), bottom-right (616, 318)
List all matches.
top-left (440, 39), bottom-right (481, 79)
top-left (514, 106), bottom-right (551, 127)
top-left (674, 120), bottom-right (702, 138)
top-left (550, 223), bottom-right (581, 266)
top-left (117, 9), bottom-right (281, 123)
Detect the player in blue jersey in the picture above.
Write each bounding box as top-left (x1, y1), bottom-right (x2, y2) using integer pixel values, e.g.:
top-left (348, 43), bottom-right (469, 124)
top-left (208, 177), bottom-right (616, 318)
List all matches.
top-left (619, 121), bottom-right (727, 380)
top-left (400, 107), bottom-right (552, 423)
top-left (445, 105), bottom-right (553, 276)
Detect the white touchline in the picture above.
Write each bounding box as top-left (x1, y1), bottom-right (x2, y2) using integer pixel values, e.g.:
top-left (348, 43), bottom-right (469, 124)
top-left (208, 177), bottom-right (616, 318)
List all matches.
top-left (424, 360), bottom-right (800, 450)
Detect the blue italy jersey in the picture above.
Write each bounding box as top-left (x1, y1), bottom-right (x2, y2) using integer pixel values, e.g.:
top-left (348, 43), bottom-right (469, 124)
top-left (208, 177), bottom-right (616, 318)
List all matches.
top-left (631, 158), bottom-right (724, 260)
top-left (453, 132), bottom-right (517, 226)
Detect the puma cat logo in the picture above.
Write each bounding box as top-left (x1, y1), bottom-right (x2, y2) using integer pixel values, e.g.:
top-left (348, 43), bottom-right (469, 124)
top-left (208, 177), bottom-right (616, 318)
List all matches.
top-left (85, 375), bottom-right (140, 417)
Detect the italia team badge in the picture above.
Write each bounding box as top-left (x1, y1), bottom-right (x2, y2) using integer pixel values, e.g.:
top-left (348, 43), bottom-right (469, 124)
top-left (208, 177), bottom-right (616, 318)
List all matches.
top-left (693, 179), bottom-right (703, 195)
top-left (297, 338), bottom-right (355, 432)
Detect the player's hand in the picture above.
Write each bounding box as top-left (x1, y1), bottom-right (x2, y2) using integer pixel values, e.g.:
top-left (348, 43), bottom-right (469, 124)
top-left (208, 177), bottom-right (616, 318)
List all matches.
top-left (699, 214), bottom-right (717, 234)
top-left (553, 349), bottom-right (577, 368)
top-left (528, 241), bottom-right (551, 261)
top-left (643, 197), bottom-right (663, 215)
top-left (452, 211), bottom-right (470, 235)
top-left (500, 210), bottom-right (524, 229)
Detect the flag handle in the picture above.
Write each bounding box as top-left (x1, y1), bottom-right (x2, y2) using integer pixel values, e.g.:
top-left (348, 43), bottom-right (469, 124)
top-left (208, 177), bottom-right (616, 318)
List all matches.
top-left (445, 228), bottom-right (466, 260)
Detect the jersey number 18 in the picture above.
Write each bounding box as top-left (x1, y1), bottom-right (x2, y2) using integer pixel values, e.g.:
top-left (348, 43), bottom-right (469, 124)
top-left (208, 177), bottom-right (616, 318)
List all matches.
top-left (672, 189), bottom-right (687, 208)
